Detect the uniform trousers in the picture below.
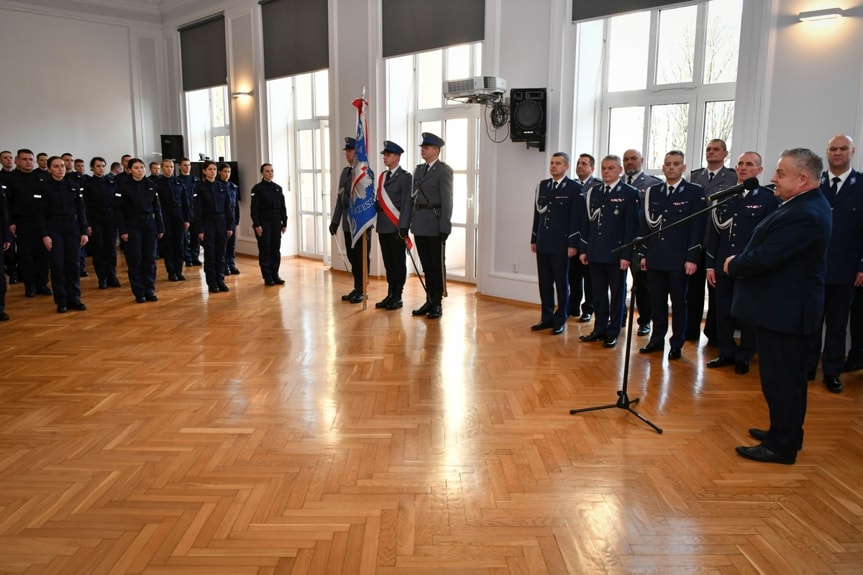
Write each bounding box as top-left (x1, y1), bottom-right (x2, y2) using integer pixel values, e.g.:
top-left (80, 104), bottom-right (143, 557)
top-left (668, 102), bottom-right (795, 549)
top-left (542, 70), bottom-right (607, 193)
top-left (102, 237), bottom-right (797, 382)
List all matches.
top-left (714, 274), bottom-right (755, 361)
top-left (46, 224), bottom-right (83, 306)
top-left (89, 211), bottom-right (117, 283)
top-left (536, 252), bottom-right (570, 328)
top-left (589, 263), bottom-right (627, 338)
top-left (343, 229), bottom-right (371, 292)
top-left (15, 221), bottom-right (49, 292)
top-left (160, 208), bottom-right (186, 276)
top-left (202, 216), bottom-right (228, 289)
top-left (686, 259), bottom-right (708, 340)
top-left (124, 220), bottom-right (158, 298)
top-left (647, 269), bottom-right (688, 349)
top-left (631, 264), bottom-right (651, 328)
top-left (756, 326), bottom-right (808, 458)
top-left (256, 221), bottom-right (282, 282)
top-left (378, 232), bottom-right (407, 299)
top-left (567, 255), bottom-right (593, 317)
top-left (846, 286), bottom-right (863, 365)
top-left (4, 237), bottom-right (18, 281)
top-left (415, 235), bottom-right (445, 305)
top-left (807, 284), bottom-right (855, 378)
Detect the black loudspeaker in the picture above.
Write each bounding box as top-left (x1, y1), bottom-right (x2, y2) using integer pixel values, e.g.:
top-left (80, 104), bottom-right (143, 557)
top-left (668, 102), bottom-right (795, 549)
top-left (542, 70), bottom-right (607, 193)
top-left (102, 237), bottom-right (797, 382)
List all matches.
top-left (161, 134), bottom-right (185, 162)
top-left (510, 88), bottom-right (547, 151)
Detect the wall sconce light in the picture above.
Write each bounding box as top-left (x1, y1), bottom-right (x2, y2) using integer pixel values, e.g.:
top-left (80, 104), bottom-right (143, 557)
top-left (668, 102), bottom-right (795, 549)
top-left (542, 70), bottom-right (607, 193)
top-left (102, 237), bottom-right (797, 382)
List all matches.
top-left (231, 90), bottom-right (253, 98)
top-left (798, 7), bottom-right (844, 21)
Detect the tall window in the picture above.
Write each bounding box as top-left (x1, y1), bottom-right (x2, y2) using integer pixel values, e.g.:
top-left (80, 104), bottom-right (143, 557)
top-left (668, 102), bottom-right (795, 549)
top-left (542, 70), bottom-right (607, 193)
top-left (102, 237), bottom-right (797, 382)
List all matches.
top-left (599, 0), bottom-right (742, 170)
top-left (385, 42), bottom-right (482, 282)
top-left (185, 85), bottom-right (231, 161)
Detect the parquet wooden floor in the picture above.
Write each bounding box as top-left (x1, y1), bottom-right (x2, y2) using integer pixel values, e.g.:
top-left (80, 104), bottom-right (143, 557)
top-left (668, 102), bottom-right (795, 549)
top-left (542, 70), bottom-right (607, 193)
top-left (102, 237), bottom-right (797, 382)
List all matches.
top-left (1, 255), bottom-right (862, 574)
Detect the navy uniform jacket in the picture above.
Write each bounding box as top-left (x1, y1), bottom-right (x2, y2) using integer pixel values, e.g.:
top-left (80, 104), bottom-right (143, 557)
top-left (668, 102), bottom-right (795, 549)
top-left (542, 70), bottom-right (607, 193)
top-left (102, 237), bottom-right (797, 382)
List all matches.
top-left (411, 160), bottom-right (454, 236)
top-left (640, 180), bottom-right (707, 271)
top-left (223, 179), bottom-right (240, 226)
top-left (820, 169), bottom-right (863, 284)
top-left (155, 175), bottom-right (191, 222)
top-left (705, 186), bottom-right (780, 275)
top-left (376, 166), bottom-right (413, 234)
top-left (331, 165), bottom-right (353, 231)
top-left (82, 175), bottom-right (117, 216)
top-left (250, 180), bottom-right (287, 228)
top-left (531, 177), bottom-right (584, 254)
top-left (176, 174), bottom-right (200, 217)
top-left (729, 189), bottom-right (832, 335)
top-left (37, 177), bottom-right (89, 237)
top-left (579, 179), bottom-right (639, 264)
top-left (192, 180), bottom-right (233, 236)
top-left (115, 177), bottom-right (165, 236)
top-left (6, 170), bottom-right (46, 224)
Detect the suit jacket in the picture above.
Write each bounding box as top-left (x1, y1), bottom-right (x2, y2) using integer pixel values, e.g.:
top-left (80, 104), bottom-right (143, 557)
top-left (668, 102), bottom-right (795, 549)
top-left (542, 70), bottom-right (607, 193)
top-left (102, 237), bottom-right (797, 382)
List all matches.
top-left (410, 160), bottom-right (453, 236)
top-left (579, 180), bottom-right (639, 264)
top-left (626, 171), bottom-right (662, 193)
top-left (690, 166), bottom-right (738, 197)
top-left (376, 166), bottom-right (413, 234)
top-left (705, 186), bottom-right (780, 274)
top-left (819, 168), bottom-right (863, 284)
top-left (729, 188), bottom-right (832, 335)
top-left (531, 176), bottom-right (584, 255)
top-left (330, 165), bottom-right (353, 231)
top-left (639, 179), bottom-right (707, 271)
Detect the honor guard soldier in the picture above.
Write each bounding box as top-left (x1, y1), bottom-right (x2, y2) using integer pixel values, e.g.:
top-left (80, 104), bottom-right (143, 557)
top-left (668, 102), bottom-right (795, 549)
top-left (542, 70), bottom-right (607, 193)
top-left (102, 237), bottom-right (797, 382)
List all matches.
top-left (705, 152), bottom-right (779, 374)
top-left (193, 161), bottom-right (234, 294)
top-left (116, 158), bottom-right (165, 303)
top-left (6, 149), bottom-right (51, 298)
top-left (375, 140), bottom-right (412, 310)
top-left (638, 150), bottom-right (707, 360)
top-left (578, 155), bottom-right (639, 348)
top-left (406, 132), bottom-right (453, 320)
top-left (219, 163), bottom-right (241, 276)
top-left (530, 152), bottom-right (584, 335)
top-left (82, 157), bottom-right (122, 289)
top-left (250, 163), bottom-right (288, 286)
top-left (155, 159), bottom-right (191, 282)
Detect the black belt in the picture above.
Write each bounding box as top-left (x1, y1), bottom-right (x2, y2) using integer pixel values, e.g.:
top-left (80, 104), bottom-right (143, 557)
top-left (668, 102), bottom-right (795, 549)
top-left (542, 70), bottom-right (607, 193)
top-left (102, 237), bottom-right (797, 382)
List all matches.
top-left (415, 203), bottom-right (441, 209)
top-left (130, 213), bottom-right (155, 221)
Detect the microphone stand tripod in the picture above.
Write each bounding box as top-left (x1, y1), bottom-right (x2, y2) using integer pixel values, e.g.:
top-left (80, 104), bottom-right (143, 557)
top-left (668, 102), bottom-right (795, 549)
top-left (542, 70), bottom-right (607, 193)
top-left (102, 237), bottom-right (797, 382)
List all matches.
top-left (569, 188), bottom-right (747, 433)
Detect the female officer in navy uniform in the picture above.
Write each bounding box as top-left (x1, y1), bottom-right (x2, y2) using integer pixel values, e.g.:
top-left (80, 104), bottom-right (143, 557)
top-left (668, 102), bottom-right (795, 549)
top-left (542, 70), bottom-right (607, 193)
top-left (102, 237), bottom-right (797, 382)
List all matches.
top-left (117, 158), bottom-right (164, 303)
top-left (83, 157), bottom-right (121, 289)
top-left (193, 161), bottom-right (233, 293)
top-left (250, 163), bottom-right (287, 286)
top-left (218, 162), bottom-right (241, 276)
top-left (38, 156), bottom-right (89, 313)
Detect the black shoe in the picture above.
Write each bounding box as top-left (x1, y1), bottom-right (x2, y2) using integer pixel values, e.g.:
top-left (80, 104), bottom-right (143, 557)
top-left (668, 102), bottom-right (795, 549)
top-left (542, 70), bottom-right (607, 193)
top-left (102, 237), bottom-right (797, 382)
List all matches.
top-left (807, 371), bottom-right (816, 381)
top-left (639, 342), bottom-right (664, 354)
top-left (735, 360), bottom-right (750, 375)
top-left (667, 347), bottom-right (682, 360)
top-left (748, 428), bottom-right (768, 442)
top-left (223, 269), bottom-right (232, 276)
top-left (824, 376), bottom-right (843, 393)
top-left (735, 444), bottom-right (795, 465)
top-left (191, 259), bottom-right (202, 266)
top-left (706, 357), bottom-right (735, 368)
top-left (176, 273), bottom-right (186, 281)
top-left (98, 280), bottom-right (108, 289)
top-left (375, 295), bottom-right (393, 309)
top-left (531, 322), bottom-right (553, 331)
top-left (579, 332), bottom-right (603, 342)
top-left (274, 277), bottom-right (286, 285)
top-left (135, 296), bottom-right (147, 303)
top-left (108, 277), bottom-right (122, 288)
top-left (385, 300), bottom-right (403, 310)
top-left (603, 336), bottom-right (618, 348)
top-left (342, 289), bottom-right (358, 301)
top-left (427, 305), bottom-right (443, 319)
top-left (706, 339), bottom-right (718, 348)
top-left (68, 301), bottom-right (87, 311)
top-left (25, 289), bottom-right (36, 298)
top-left (57, 305), bottom-right (67, 314)
top-left (413, 302), bottom-right (432, 316)
top-left (168, 273), bottom-right (178, 282)
top-left (578, 313), bottom-right (592, 323)
top-left (145, 294), bottom-right (159, 302)
top-left (8, 275), bottom-right (18, 285)
top-left (637, 325), bottom-right (650, 336)
top-left (230, 267), bottom-right (240, 275)
top-left (551, 324), bottom-right (564, 335)
top-left (0, 312), bottom-right (9, 321)
top-left (218, 284), bottom-right (229, 292)
top-left (80, 270), bottom-right (89, 278)
top-left (36, 287), bottom-right (52, 296)
top-left (208, 286), bottom-right (220, 293)
top-left (348, 293), bottom-right (363, 303)
top-left (264, 279), bottom-right (276, 286)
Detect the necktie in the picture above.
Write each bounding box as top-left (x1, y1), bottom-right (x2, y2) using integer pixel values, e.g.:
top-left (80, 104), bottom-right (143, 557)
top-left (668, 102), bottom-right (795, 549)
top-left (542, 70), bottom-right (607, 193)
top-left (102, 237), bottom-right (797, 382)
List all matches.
top-left (627, 175), bottom-right (633, 185)
top-left (423, 164), bottom-right (430, 176)
top-left (552, 181), bottom-right (559, 191)
top-left (667, 185), bottom-right (674, 196)
top-left (604, 185), bottom-right (611, 194)
top-left (708, 172), bottom-right (715, 182)
top-left (385, 171), bottom-right (392, 183)
top-left (831, 176), bottom-right (841, 197)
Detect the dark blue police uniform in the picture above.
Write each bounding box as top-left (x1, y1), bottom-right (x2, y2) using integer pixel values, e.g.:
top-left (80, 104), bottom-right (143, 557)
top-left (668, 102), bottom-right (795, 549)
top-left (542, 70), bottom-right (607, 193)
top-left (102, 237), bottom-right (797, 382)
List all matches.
top-left (38, 177), bottom-right (88, 309)
top-left (116, 177), bottom-right (164, 302)
top-left (6, 169), bottom-right (50, 296)
top-left (83, 174), bottom-right (120, 288)
top-left (223, 179), bottom-right (240, 275)
top-left (193, 179), bottom-right (233, 292)
top-left (156, 175), bottom-right (191, 281)
top-left (250, 179), bottom-right (287, 285)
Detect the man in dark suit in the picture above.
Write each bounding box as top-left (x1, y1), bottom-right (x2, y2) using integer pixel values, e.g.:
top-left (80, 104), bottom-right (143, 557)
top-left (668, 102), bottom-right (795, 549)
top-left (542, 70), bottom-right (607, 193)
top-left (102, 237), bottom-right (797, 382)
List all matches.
top-left (623, 149), bottom-right (662, 337)
top-left (806, 134), bottom-right (863, 393)
top-left (689, 139), bottom-right (738, 346)
top-left (568, 153), bottom-right (598, 322)
top-left (406, 133), bottom-right (452, 320)
top-left (530, 152), bottom-right (584, 335)
top-left (705, 152), bottom-right (780, 374)
top-left (577, 155), bottom-right (639, 348)
top-left (638, 150), bottom-right (707, 360)
top-left (375, 140), bottom-right (412, 310)
top-left (728, 148), bottom-right (832, 464)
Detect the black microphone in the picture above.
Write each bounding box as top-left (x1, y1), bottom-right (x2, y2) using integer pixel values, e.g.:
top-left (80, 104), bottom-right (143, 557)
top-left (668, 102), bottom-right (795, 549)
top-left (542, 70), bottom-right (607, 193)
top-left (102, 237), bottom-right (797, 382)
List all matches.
top-left (707, 177), bottom-right (760, 202)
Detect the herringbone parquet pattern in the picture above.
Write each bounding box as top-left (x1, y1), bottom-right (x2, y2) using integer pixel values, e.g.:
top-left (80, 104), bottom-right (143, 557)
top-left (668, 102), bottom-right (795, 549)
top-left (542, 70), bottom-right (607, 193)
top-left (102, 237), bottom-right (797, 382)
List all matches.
top-left (1, 255), bottom-right (862, 574)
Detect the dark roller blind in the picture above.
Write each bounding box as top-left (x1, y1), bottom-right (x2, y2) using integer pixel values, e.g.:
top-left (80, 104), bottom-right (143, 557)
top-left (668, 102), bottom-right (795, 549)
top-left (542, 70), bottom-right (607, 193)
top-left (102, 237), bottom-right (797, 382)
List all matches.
top-left (382, 0), bottom-right (484, 58)
top-left (572, 0), bottom-right (690, 22)
top-left (260, 0), bottom-right (329, 79)
top-left (179, 15), bottom-right (227, 91)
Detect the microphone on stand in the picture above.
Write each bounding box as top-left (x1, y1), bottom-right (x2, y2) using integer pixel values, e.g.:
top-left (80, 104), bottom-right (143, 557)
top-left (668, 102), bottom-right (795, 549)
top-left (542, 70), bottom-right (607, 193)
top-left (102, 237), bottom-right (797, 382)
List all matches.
top-left (707, 177), bottom-right (761, 202)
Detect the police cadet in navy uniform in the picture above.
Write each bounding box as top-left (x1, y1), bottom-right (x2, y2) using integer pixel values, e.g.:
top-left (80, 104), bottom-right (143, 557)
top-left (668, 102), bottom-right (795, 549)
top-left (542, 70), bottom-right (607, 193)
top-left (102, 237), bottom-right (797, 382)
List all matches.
top-left (329, 137), bottom-right (371, 304)
top-left (193, 160), bottom-right (234, 294)
top-left (808, 134), bottom-right (863, 393)
top-left (689, 139), bottom-right (737, 346)
top-left (219, 162), bottom-right (241, 276)
top-left (116, 158), bottom-right (165, 303)
top-left (639, 150), bottom-right (707, 360)
top-left (578, 154), bottom-right (639, 348)
top-left (250, 163), bottom-right (287, 286)
top-left (177, 158), bottom-right (201, 266)
top-left (155, 158), bottom-right (191, 283)
top-left (705, 151), bottom-right (779, 375)
top-left (61, 153), bottom-right (89, 278)
top-left (406, 132), bottom-right (453, 320)
top-left (530, 152), bottom-right (584, 335)
top-left (38, 156), bottom-right (89, 313)
top-left (0, 172), bottom-right (12, 321)
top-left (82, 156), bottom-right (121, 289)
top-left (6, 149), bottom-right (51, 298)
top-left (375, 140), bottom-right (412, 310)
top-left (568, 153), bottom-right (599, 322)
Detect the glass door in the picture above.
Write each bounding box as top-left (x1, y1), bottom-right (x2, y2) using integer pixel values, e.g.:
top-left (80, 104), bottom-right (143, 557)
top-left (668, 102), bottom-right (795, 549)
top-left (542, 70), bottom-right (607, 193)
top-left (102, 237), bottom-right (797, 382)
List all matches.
top-left (295, 120), bottom-right (330, 260)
